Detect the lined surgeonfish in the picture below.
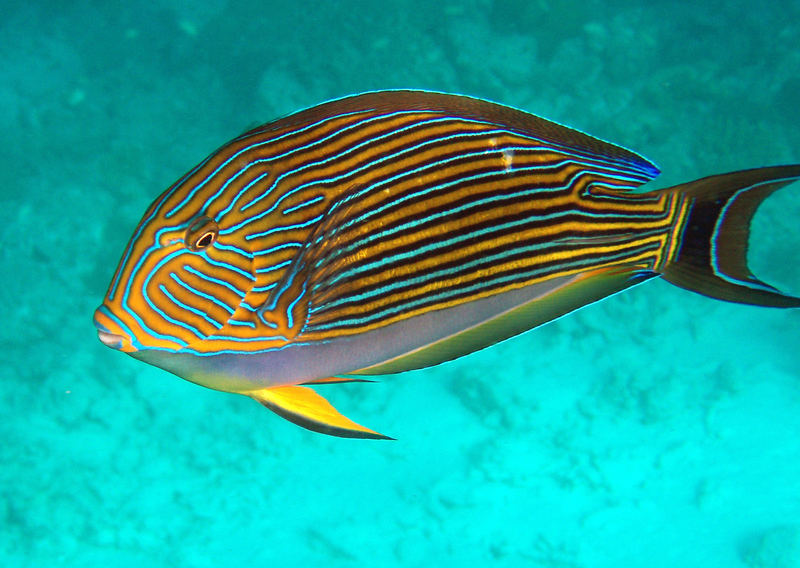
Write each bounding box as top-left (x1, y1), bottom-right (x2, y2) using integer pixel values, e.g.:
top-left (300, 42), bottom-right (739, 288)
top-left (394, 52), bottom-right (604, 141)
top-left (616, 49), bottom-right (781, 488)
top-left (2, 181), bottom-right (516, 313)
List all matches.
top-left (94, 90), bottom-right (800, 439)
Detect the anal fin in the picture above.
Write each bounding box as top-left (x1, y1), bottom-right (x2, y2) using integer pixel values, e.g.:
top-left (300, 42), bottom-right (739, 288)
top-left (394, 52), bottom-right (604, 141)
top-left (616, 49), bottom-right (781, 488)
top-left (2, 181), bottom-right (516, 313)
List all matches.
top-left (248, 385), bottom-right (392, 440)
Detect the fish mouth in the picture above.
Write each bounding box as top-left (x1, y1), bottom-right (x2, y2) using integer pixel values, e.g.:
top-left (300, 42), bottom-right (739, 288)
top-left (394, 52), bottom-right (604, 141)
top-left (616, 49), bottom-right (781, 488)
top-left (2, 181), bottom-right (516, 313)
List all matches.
top-left (97, 329), bottom-right (126, 349)
top-left (93, 307), bottom-right (135, 352)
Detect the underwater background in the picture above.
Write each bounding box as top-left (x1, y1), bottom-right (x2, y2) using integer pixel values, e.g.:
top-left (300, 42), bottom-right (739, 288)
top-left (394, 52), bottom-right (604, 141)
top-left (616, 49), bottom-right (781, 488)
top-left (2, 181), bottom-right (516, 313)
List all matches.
top-left (2, 1), bottom-right (799, 566)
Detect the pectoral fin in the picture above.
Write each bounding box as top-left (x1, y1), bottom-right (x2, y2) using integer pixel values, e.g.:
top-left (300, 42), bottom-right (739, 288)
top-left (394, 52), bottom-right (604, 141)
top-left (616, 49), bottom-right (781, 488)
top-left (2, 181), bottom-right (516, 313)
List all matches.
top-left (248, 385), bottom-right (392, 440)
top-left (256, 192), bottom-right (360, 340)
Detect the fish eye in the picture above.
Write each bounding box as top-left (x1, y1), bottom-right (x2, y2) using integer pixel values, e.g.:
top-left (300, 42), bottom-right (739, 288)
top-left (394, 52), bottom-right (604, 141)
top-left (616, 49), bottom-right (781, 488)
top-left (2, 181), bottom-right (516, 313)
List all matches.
top-left (186, 216), bottom-right (219, 252)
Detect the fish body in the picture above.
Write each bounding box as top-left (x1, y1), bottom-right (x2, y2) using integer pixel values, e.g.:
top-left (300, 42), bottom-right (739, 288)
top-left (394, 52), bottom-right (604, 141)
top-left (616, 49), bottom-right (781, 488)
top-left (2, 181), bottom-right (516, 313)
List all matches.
top-left (94, 90), bottom-right (800, 438)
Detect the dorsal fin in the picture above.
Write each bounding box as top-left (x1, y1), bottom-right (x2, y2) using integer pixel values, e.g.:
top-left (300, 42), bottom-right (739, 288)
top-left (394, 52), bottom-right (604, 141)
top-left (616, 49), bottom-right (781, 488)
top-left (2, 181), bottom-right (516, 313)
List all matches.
top-left (250, 90), bottom-right (660, 184)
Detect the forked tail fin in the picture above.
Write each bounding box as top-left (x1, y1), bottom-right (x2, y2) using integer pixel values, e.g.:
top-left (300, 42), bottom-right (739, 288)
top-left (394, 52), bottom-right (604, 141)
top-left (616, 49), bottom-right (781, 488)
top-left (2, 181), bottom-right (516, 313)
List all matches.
top-left (663, 165), bottom-right (800, 307)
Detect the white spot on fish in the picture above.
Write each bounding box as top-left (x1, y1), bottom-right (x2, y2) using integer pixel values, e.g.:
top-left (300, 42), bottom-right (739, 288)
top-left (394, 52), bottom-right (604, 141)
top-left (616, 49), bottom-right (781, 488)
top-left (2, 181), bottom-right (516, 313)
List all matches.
top-left (501, 149), bottom-right (514, 172)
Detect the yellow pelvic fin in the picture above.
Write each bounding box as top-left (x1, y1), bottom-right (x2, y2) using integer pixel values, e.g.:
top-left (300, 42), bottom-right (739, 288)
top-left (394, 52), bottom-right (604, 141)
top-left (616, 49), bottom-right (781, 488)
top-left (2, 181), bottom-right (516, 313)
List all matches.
top-left (248, 385), bottom-right (392, 440)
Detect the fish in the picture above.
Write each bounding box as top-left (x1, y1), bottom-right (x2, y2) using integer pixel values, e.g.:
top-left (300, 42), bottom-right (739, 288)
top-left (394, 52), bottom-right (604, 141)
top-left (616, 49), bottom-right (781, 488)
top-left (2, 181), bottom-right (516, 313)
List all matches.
top-left (93, 90), bottom-right (800, 439)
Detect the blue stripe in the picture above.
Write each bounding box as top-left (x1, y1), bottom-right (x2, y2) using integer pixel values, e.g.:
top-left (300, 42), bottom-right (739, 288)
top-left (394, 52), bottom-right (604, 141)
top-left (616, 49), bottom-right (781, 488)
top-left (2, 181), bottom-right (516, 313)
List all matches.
top-left (108, 192), bottom-right (173, 301)
top-left (250, 283), bottom-right (278, 293)
top-left (234, 88), bottom-right (657, 179)
top-left (110, 154), bottom-right (215, 299)
top-left (312, 241), bottom-right (662, 330)
top-left (321, 219), bottom-right (667, 313)
top-left (323, 166), bottom-right (647, 282)
top-left (230, 115), bottom-right (650, 239)
top-left (239, 301), bottom-right (261, 312)
top-left (183, 338), bottom-right (316, 354)
top-left (153, 287), bottom-right (210, 337)
top-left (246, 214), bottom-right (323, 241)
top-left (217, 170), bottom-right (271, 219)
top-left (199, 159), bottom-right (270, 217)
top-left (232, 118), bottom-right (505, 229)
top-left (165, 109), bottom-right (372, 218)
top-left (183, 265), bottom-right (247, 298)
top-left (159, 284), bottom-right (223, 331)
top-left (228, 124), bottom-right (510, 237)
top-left (251, 242), bottom-right (303, 256)
top-left (200, 252), bottom-right (254, 280)
top-left (230, 109), bottom-right (369, 143)
top-left (283, 194), bottom-right (326, 215)
top-left (284, 279), bottom-right (309, 330)
top-left (255, 259), bottom-right (293, 272)
top-left (237, 109), bottom-right (440, 212)
top-left (332, 153), bottom-right (577, 241)
top-left (334, 148), bottom-right (646, 235)
top-left (122, 249), bottom-right (195, 344)
top-left (210, 241), bottom-right (253, 259)
top-left (170, 272), bottom-right (236, 316)
top-left (95, 304), bottom-right (163, 350)
top-left (119, 224), bottom-right (190, 310)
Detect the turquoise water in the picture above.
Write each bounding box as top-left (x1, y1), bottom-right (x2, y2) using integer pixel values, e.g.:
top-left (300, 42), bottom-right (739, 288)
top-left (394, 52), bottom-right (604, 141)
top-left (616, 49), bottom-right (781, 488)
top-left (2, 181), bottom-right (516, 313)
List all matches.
top-left (3, 1), bottom-right (799, 566)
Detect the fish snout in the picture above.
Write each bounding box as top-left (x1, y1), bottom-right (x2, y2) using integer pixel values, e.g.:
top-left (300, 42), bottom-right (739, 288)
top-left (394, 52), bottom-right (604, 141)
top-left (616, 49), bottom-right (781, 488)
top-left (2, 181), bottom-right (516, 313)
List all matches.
top-left (97, 328), bottom-right (125, 349)
top-left (93, 307), bottom-right (136, 352)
